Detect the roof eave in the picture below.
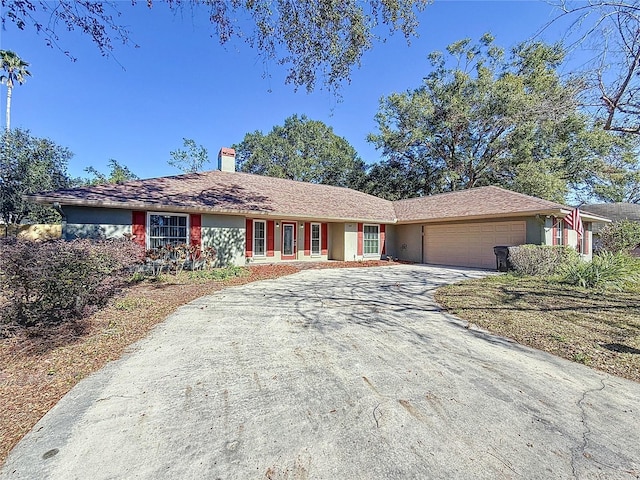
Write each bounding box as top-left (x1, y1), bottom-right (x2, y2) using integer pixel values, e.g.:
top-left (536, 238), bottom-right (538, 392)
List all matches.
top-left (25, 195), bottom-right (397, 224)
top-left (396, 209), bottom-right (566, 224)
top-left (395, 208), bottom-right (613, 225)
top-left (578, 213), bottom-right (612, 223)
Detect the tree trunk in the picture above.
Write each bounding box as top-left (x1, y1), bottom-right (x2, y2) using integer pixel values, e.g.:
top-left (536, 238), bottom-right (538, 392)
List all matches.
top-left (5, 85), bottom-right (11, 131)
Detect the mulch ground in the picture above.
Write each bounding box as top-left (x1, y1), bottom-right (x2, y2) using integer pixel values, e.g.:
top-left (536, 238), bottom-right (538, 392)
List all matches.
top-left (0, 260), bottom-right (396, 465)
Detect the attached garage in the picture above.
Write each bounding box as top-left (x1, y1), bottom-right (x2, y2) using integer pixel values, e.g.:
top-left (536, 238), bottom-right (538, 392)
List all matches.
top-left (424, 221), bottom-right (526, 269)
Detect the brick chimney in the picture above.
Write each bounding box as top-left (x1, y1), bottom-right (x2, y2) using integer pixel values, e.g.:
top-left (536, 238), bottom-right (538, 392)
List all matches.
top-left (218, 147), bottom-right (236, 172)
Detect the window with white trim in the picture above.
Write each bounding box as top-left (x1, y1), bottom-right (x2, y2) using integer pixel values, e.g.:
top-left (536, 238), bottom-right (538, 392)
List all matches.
top-left (363, 224), bottom-right (379, 255)
top-left (148, 213), bottom-right (188, 249)
top-left (253, 220), bottom-right (266, 256)
top-left (311, 223), bottom-right (321, 256)
top-left (555, 219), bottom-right (564, 246)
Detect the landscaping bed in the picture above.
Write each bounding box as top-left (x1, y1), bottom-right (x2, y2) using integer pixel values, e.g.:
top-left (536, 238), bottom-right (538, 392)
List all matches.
top-left (0, 260), bottom-right (400, 465)
top-left (0, 264), bottom-right (297, 465)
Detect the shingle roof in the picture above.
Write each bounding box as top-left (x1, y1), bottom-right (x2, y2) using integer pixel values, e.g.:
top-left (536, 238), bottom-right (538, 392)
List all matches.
top-left (582, 203), bottom-right (640, 222)
top-left (30, 172), bottom-right (598, 224)
top-left (393, 186), bottom-right (568, 223)
top-left (28, 170), bottom-right (397, 223)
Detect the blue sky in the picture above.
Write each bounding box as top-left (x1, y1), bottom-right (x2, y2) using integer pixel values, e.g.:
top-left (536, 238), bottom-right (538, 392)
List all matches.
top-left (1, 1), bottom-right (572, 180)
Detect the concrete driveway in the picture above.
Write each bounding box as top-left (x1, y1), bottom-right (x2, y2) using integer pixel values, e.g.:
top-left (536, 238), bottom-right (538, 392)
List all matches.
top-left (2, 265), bottom-right (639, 479)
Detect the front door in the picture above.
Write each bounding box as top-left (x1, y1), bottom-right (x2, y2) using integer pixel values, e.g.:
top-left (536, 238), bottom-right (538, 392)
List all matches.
top-left (281, 222), bottom-right (297, 260)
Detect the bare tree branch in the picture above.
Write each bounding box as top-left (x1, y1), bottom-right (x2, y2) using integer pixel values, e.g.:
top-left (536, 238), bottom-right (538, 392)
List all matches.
top-left (547, 0), bottom-right (640, 134)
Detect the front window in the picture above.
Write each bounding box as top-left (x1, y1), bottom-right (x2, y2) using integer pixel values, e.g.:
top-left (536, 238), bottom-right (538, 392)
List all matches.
top-left (311, 223), bottom-right (321, 256)
top-left (364, 224), bottom-right (379, 255)
top-left (555, 219), bottom-right (564, 246)
top-left (254, 220), bottom-right (266, 256)
top-left (148, 213), bottom-right (188, 249)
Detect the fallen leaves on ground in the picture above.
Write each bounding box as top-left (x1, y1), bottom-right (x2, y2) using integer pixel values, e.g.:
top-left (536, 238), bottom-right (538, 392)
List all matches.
top-left (0, 260), bottom-right (398, 465)
top-left (435, 274), bottom-right (640, 383)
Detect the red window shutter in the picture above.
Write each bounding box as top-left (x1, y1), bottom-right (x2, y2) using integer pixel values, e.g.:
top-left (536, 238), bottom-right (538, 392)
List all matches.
top-left (380, 224), bottom-right (386, 255)
top-left (551, 218), bottom-right (557, 246)
top-left (245, 219), bottom-right (253, 258)
top-left (267, 220), bottom-right (275, 257)
top-left (132, 211), bottom-right (146, 247)
top-left (321, 223), bottom-right (328, 255)
top-left (304, 222), bottom-right (311, 256)
top-left (190, 214), bottom-right (201, 252)
top-left (584, 224), bottom-right (590, 254)
top-left (357, 223), bottom-right (363, 256)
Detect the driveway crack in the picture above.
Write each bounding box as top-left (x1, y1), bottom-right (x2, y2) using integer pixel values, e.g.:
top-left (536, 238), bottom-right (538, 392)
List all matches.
top-left (95, 394), bottom-right (135, 403)
top-left (571, 378), bottom-right (607, 479)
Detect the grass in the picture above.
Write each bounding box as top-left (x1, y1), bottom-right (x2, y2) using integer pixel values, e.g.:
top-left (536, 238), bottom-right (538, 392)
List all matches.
top-left (435, 274), bottom-right (640, 382)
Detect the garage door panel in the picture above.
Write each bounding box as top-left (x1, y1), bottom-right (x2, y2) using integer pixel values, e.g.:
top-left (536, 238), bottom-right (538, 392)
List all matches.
top-left (424, 221), bottom-right (526, 269)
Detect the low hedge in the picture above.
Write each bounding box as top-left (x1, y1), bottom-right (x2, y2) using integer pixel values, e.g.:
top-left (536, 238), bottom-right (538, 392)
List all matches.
top-left (507, 244), bottom-right (579, 276)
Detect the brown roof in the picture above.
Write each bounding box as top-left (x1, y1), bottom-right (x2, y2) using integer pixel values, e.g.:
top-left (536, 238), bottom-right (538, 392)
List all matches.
top-left (393, 186), bottom-right (568, 223)
top-left (30, 173), bottom-right (607, 224)
top-left (28, 170), bottom-right (397, 223)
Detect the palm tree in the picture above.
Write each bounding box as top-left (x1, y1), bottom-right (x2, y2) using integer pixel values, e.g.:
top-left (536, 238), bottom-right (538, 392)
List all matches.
top-left (0, 50), bottom-right (31, 131)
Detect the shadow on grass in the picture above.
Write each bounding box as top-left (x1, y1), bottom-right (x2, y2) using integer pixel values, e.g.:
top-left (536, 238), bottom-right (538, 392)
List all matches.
top-left (602, 343), bottom-right (640, 355)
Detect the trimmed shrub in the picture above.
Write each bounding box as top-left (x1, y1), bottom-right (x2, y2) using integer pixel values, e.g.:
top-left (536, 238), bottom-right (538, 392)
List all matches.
top-left (507, 245), bottom-right (579, 276)
top-left (0, 238), bottom-right (145, 327)
top-left (560, 251), bottom-right (640, 290)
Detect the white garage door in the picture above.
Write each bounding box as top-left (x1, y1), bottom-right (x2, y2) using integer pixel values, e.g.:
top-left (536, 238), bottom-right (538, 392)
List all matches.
top-left (424, 221), bottom-right (526, 269)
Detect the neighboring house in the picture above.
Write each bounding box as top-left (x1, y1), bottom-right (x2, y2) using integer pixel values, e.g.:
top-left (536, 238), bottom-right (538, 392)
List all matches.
top-left (582, 203), bottom-right (640, 255)
top-left (26, 149), bottom-right (608, 269)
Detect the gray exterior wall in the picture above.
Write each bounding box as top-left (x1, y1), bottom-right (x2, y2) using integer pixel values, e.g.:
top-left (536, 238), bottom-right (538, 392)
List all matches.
top-left (60, 206), bottom-right (568, 268)
top-left (526, 217), bottom-right (545, 244)
top-left (201, 214), bottom-right (246, 267)
top-left (383, 224), bottom-right (396, 259)
top-left (393, 224), bottom-right (423, 263)
top-left (63, 206), bottom-right (132, 240)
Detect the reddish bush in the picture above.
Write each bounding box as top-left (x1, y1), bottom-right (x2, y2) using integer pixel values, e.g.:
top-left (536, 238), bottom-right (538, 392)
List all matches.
top-left (0, 238), bottom-right (144, 327)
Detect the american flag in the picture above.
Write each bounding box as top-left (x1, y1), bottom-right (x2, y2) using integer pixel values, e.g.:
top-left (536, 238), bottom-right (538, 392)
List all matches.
top-left (564, 208), bottom-right (584, 237)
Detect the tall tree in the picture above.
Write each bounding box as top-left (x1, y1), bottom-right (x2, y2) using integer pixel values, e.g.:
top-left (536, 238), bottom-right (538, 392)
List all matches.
top-left (233, 114), bottom-right (366, 188)
top-left (584, 132), bottom-right (640, 203)
top-left (367, 35), bottom-right (610, 202)
top-left (0, 129), bottom-right (73, 224)
top-left (0, 50), bottom-right (31, 131)
top-left (168, 138), bottom-right (209, 173)
top-left (1, 1), bottom-right (428, 94)
top-left (548, 1), bottom-right (640, 134)
top-left (83, 159), bottom-right (139, 185)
